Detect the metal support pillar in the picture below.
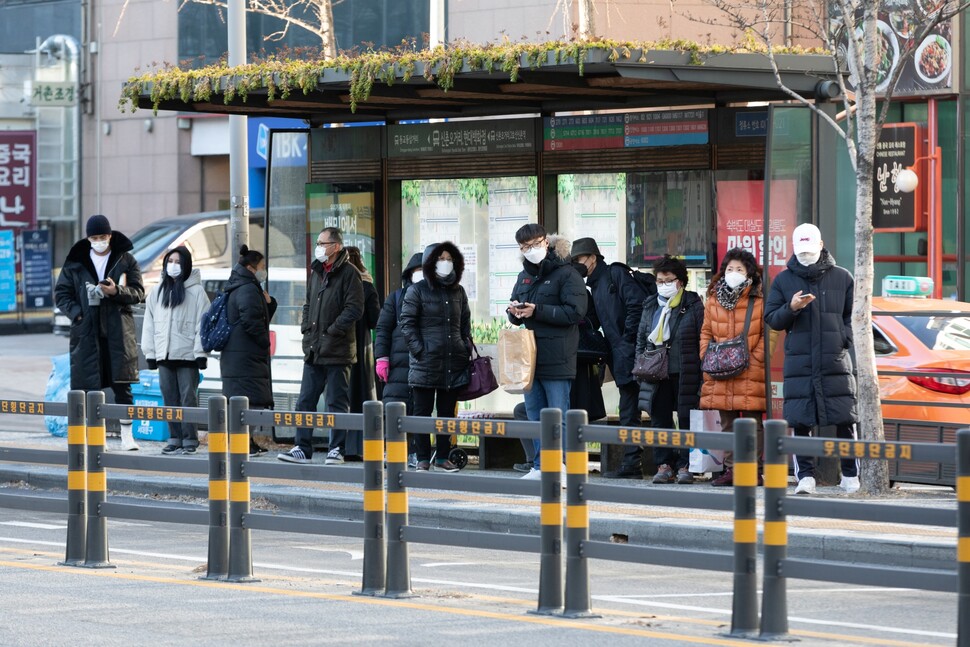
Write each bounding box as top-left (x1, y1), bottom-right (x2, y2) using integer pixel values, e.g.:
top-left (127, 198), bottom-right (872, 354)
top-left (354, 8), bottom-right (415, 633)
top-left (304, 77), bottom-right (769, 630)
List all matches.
top-left (383, 401), bottom-right (412, 597)
top-left (730, 417), bottom-right (758, 635)
top-left (534, 407), bottom-right (563, 615)
top-left (760, 419), bottom-right (790, 638)
top-left (60, 390), bottom-right (86, 566)
top-left (82, 390), bottom-right (112, 568)
top-left (227, 396), bottom-right (257, 582)
top-left (203, 395), bottom-right (229, 580)
top-left (358, 400), bottom-right (386, 596)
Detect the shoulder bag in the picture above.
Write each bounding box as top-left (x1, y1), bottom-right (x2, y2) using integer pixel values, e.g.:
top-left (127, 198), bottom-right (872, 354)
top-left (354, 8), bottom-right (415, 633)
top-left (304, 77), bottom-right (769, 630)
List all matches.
top-left (701, 296), bottom-right (755, 380)
top-left (457, 340), bottom-right (499, 401)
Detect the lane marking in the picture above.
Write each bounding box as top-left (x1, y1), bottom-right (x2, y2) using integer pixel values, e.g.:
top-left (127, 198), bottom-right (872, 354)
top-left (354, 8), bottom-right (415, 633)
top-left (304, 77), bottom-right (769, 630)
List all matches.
top-left (0, 522), bottom-right (66, 530)
top-left (608, 586), bottom-right (914, 599)
top-left (420, 562), bottom-right (482, 568)
top-left (298, 547), bottom-right (364, 561)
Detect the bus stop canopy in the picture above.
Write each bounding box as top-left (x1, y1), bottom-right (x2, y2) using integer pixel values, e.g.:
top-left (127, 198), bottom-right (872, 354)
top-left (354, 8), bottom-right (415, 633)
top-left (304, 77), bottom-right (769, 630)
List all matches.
top-left (125, 46), bottom-right (840, 124)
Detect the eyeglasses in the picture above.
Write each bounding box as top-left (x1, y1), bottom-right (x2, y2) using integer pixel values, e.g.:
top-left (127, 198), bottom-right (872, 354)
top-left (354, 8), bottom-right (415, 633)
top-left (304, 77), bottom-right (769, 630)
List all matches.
top-left (317, 240), bottom-right (337, 248)
top-left (656, 279), bottom-right (679, 286)
top-left (519, 238), bottom-right (546, 253)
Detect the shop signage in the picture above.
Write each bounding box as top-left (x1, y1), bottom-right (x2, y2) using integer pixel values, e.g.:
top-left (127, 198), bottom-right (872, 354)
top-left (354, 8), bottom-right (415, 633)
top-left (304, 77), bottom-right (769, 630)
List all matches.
top-left (0, 230), bottom-right (15, 313)
top-left (21, 229), bottom-right (52, 310)
top-left (29, 81), bottom-right (78, 107)
top-left (388, 120), bottom-right (536, 156)
top-left (0, 131), bottom-right (36, 228)
top-left (873, 122), bottom-right (923, 232)
top-left (544, 110), bottom-right (709, 151)
top-left (310, 125), bottom-right (382, 161)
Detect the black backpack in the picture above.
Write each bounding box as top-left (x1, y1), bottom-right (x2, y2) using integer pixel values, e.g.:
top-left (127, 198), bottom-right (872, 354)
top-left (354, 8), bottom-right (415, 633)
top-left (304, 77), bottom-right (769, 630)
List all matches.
top-left (608, 262), bottom-right (657, 298)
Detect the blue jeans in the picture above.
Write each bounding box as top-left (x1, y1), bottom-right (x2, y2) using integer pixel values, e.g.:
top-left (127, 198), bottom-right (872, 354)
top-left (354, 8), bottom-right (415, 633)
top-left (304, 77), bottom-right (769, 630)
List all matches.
top-left (523, 379), bottom-right (571, 470)
top-left (295, 363), bottom-right (352, 459)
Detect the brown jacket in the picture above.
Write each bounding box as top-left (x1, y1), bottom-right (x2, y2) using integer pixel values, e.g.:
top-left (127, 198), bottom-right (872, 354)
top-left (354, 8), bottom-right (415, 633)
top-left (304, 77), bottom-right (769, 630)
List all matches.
top-left (699, 286), bottom-right (767, 412)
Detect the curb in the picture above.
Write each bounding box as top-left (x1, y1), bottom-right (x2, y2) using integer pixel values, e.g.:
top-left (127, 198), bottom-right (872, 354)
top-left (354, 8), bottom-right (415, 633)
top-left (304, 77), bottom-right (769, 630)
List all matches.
top-left (0, 465), bottom-right (954, 569)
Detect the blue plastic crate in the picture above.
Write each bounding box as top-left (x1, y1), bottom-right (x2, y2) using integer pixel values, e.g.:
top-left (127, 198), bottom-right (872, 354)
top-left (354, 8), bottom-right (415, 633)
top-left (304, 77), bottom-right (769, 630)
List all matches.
top-left (130, 369), bottom-right (203, 442)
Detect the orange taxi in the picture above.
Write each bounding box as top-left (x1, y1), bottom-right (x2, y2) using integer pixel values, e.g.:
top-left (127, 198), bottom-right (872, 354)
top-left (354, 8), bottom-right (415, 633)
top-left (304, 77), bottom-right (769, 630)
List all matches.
top-left (873, 295), bottom-right (970, 425)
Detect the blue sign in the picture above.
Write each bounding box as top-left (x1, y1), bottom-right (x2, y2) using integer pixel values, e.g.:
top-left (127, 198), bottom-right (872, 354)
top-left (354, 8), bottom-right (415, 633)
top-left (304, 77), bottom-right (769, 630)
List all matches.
top-left (735, 111), bottom-right (768, 138)
top-left (0, 230), bottom-right (16, 313)
top-left (247, 117), bottom-right (308, 169)
top-left (22, 229), bottom-right (52, 310)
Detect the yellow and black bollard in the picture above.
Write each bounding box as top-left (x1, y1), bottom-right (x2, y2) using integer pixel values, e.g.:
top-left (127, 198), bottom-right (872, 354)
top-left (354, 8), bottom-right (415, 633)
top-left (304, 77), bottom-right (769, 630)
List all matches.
top-left (226, 396), bottom-right (257, 582)
top-left (203, 395), bottom-right (229, 580)
top-left (358, 400), bottom-right (386, 596)
top-left (563, 408), bottom-right (594, 618)
top-left (760, 419), bottom-right (790, 638)
top-left (383, 401), bottom-right (412, 598)
top-left (59, 390), bottom-right (87, 566)
top-left (82, 390), bottom-right (113, 569)
top-left (534, 407), bottom-right (563, 615)
top-left (957, 428), bottom-right (970, 647)
top-left (730, 417), bottom-right (758, 635)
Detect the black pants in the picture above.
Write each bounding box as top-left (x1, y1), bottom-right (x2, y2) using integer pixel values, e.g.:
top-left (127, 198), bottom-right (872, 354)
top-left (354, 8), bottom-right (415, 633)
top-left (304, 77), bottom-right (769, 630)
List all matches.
top-left (649, 375), bottom-right (688, 471)
top-left (158, 364), bottom-right (200, 447)
top-left (617, 380), bottom-right (643, 465)
top-left (411, 386), bottom-right (459, 462)
top-left (792, 423), bottom-right (859, 480)
top-left (295, 363), bottom-right (352, 459)
top-left (98, 337), bottom-right (132, 406)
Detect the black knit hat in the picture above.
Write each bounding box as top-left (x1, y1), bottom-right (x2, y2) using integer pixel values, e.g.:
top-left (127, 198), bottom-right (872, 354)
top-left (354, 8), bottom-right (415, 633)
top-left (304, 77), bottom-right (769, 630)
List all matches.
top-left (86, 214), bottom-right (112, 237)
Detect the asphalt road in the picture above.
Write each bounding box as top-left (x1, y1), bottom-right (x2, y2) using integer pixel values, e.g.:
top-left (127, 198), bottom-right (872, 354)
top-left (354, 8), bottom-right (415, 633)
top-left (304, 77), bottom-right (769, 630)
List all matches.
top-left (0, 503), bottom-right (957, 647)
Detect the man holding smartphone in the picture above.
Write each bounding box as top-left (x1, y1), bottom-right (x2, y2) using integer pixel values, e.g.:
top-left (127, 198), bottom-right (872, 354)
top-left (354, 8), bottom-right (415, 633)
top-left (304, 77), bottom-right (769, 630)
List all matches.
top-left (764, 223), bottom-right (859, 495)
top-left (55, 215), bottom-right (145, 450)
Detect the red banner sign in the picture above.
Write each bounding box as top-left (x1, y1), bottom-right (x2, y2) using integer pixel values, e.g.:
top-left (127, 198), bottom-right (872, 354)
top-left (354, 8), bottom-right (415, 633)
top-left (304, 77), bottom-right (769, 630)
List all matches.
top-left (0, 132), bottom-right (37, 228)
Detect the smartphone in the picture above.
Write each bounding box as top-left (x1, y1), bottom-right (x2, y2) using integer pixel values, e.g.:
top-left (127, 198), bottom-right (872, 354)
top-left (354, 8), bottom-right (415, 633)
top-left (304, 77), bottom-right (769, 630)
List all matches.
top-left (99, 279), bottom-right (111, 286)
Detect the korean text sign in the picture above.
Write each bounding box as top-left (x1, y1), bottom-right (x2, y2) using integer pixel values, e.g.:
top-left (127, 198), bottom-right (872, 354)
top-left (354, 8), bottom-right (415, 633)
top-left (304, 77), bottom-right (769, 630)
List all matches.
top-left (0, 132), bottom-right (36, 228)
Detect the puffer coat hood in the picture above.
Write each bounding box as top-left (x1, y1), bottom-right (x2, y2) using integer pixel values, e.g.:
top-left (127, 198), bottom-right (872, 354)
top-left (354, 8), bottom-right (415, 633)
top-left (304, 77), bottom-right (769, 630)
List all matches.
top-left (141, 269), bottom-right (211, 362)
top-left (375, 252), bottom-right (425, 402)
top-left (421, 241), bottom-right (464, 289)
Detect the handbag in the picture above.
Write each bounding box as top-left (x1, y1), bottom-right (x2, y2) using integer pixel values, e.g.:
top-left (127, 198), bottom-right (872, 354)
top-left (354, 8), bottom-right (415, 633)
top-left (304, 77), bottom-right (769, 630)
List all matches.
top-left (701, 296), bottom-right (755, 380)
top-left (576, 319), bottom-right (610, 363)
top-left (457, 340), bottom-right (499, 401)
top-left (632, 345), bottom-right (668, 383)
top-left (498, 326), bottom-right (536, 394)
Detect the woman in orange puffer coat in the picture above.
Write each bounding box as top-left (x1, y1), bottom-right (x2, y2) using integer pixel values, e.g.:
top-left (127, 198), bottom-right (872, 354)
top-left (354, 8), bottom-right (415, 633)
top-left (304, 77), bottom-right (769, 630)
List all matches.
top-left (699, 248), bottom-right (768, 486)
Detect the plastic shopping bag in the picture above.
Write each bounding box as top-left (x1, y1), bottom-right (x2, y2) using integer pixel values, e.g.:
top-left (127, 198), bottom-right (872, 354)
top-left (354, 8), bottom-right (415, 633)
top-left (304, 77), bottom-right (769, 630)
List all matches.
top-left (44, 353), bottom-right (71, 437)
top-left (688, 409), bottom-right (724, 473)
top-left (497, 327), bottom-right (536, 394)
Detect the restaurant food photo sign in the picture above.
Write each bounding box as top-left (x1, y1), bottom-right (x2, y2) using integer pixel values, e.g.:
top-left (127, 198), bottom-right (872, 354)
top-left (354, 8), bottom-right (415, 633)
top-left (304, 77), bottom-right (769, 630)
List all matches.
top-left (829, 0), bottom-right (954, 95)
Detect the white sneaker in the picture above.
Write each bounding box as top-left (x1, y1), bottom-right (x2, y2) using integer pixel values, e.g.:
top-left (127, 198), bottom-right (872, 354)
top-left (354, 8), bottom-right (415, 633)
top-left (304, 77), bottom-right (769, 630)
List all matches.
top-left (520, 468), bottom-right (542, 480)
top-left (325, 448), bottom-right (344, 465)
top-left (119, 421), bottom-right (140, 451)
top-left (794, 476), bottom-right (816, 495)
top-left (839, 475), bottom-right (861, 494)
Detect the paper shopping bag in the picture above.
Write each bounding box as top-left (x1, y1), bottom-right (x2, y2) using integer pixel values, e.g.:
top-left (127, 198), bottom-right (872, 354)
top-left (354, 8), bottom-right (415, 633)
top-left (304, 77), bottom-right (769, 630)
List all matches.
top-left (689, 409), bottom-right (724, 473)
top-left (497, 327), bottom-right (536, 394)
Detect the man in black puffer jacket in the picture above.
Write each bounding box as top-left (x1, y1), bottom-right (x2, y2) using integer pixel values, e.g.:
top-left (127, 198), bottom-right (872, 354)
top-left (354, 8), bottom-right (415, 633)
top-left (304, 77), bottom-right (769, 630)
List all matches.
top-left (507, 225), bottom-right (587, 479)
top-left (278, 227), bottom-right (364, 465)
top-left (765, 223), bottom-right (859, 495)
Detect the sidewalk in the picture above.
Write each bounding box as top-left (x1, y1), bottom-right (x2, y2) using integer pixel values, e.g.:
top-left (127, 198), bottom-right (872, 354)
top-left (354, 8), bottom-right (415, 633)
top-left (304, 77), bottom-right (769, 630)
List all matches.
top-left (0, 425), bottom-right (956, 570)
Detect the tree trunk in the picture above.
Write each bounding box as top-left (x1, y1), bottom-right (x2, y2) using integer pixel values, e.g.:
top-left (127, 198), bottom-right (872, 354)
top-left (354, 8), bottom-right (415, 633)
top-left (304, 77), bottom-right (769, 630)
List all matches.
top-left (579, 0), bottom-right (595, 39)
top-left (317, 0), bottom-right (336, 59)
top-left (852, 3), bottom-right (890, 495)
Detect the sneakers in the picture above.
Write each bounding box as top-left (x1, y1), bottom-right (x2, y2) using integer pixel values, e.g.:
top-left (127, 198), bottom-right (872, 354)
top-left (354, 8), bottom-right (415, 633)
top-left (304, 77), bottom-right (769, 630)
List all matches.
top-left (676, 467), bottom-right (695, 484)
top-left (604, 463), bottom-right (643, 480)
top-left (794, 476), bottom-right (817, 495)
top-left (652, 464), bottom-right (675, 484)
top-left (407, 453), bottom-right (418, 469)
top-left (161, 444), bottom-right (181, 455)
top-left (513, 461), bottom-right (534, 473)
top-left (277, 447), bottom-right (310, 464)
top-left (434, 459), bottom-right (460, 473)
top-left (181, 446), bottom-right (197, 455)
top-left (840, 475), bottom-right (861, 494)
top-left (711, 469), bottom-right (733, 487)
top-left (415, 460), bottom-right (431, 471)
top-left (520, 467), bottom-right (542, 480)
top-left (249, 443), bottom-right (268, 457)
top-left (325, 448), bottom-right (345, 465)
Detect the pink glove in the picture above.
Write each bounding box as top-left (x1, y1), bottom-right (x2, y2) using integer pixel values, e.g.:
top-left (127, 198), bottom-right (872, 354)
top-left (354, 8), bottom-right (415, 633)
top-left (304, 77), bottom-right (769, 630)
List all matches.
top-left (376, 357), bottom-right (390, 382)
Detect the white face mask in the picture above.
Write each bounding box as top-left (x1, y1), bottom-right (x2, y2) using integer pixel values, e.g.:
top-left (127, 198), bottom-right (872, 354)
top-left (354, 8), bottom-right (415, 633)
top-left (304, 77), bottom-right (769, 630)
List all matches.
top-left (657, 283), bottom-right (679, 299)
top-left (435, 260), bottom-right (454, 278)
top-left (166, 263), bottom-right (182, 278)
top-left (797, 251), bottom-right (821, 266)
top-left (724, 272), bottom-right (746, 289)
top-left (523, 246), bottom-right (546, 265)
top-left (410, 269), bottom-right (423, 284)
top-left (314, 245), bottom-right (328, 263)
top-left (255, 269), bottom-right (267, 283)
top-left (90, 239), bottom-right (109, 254)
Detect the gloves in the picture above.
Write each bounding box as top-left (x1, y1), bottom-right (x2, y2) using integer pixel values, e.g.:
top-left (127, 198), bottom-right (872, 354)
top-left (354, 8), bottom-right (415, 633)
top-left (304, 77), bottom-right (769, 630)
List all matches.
top-left (146, 359), bottom-right (157, 370)
top-left (196, 357), bottom-right (208, 370)
top-left (376, 357), bottom-right (390, 382)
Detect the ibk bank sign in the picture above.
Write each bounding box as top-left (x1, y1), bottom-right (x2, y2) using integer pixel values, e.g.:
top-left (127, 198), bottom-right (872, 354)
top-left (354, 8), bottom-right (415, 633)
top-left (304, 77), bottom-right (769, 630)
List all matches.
top-left (248, 117), bottom-right (307, 169)
top-left (0, 131), bottom-right (36, 228)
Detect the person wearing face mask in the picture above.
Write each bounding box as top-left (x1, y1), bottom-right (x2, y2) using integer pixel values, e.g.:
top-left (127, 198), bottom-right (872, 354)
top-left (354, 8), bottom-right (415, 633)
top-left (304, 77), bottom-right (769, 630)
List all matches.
top-left (635, 255), bottom-right (705, 484)
top-left (765, 223), bottom-right (859, 495)
top-left (220, 245), bottom-right (278, 456)
top-left (140, 246), bottom-right (211, 454)
top-left (278, 227), bottom-right (364, 465)
top-left (507, 225), bottom-right (588, 480)
top-left (55, 214), bottom-right (145, 451)
top-left (399, 242), bottom-right (472, 472)
top-left (699, 248), bottom-right (769, 486)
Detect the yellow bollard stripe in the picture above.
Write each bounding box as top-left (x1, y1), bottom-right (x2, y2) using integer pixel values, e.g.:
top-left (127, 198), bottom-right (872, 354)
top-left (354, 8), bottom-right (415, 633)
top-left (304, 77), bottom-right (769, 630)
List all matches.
top-left (208, 480), bottom-right (228, 501)
top-left (959, 537), bottom-right (970, 563)
top-left (386, 441), bottom-right (407, 464)
top-left (363, 439), bottom-right (384, 463)
top-left (67, 471), bottom-right (86, 491)
top-left (230, 481), bottom-right (250, 502)
top-left (734, 518), bottom-right (757, 544)
top-left (566, 504), bottom-right (589, 529)
top-left (540, 502), bottom-right (560, 526)
top-left (734, 462), bottom-right (757, 487)
top-left (87, 425), bottom-right (106, 446)
top-left (958, 476), bottom-right (970, 502)
top-left (540, 449), bottom-right (562, 469)
top-left (764, 464), bottom-right (787, 489)
top-left (87, 472), bottom-right (106, 493)
top-left (363, 489), bottom-right (384, 513)
top-left (763, 521), bottom-right (788, 546)
top-left (566, 451), bottom-right (587, 475)
top-left (229, 433), bottom-right (250, 455)
top-left (387, 492), bottom-right (408, 515)
top-left (68, 425), bottom-right (86, 445)
top-left (208, 432), bottom-right (228, 454)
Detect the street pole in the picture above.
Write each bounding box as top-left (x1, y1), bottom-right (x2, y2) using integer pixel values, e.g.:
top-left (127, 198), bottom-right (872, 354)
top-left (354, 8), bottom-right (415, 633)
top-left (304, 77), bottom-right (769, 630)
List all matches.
top-left (429, 0), bottom-right (445, 48)
top-left (228, 0), bottom-right (248, 254)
